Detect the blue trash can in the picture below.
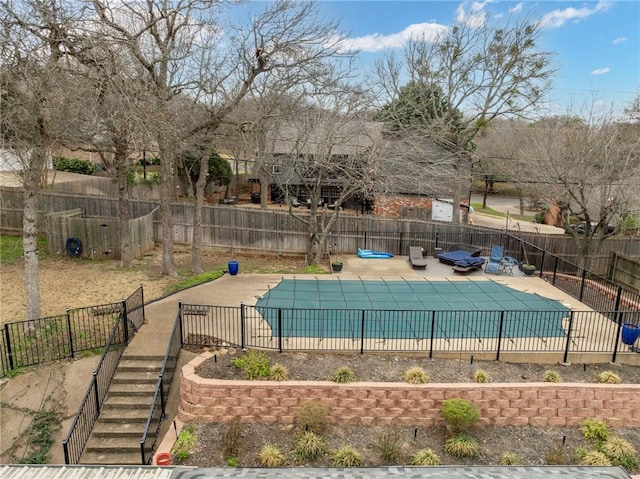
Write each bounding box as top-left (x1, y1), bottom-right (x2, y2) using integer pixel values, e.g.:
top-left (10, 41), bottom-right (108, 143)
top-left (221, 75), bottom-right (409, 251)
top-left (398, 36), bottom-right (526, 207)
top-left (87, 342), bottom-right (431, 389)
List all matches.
top-left (228, 260), bottom-right (239, 276)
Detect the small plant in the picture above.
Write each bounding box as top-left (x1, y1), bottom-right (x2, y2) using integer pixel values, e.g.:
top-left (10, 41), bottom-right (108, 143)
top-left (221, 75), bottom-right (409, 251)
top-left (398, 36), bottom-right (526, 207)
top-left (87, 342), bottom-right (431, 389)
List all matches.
top-left (582, 418), bottom-right (610, 443)
top-left (14, 408), bottom-right (62, 464)
top-left (444, 434), bottom-right (480, 458)
top-left (171, 425), bottom-right (196, 462)
top-left (231, 350), bottom-right (271, 380)
top-left (410, 448), bottom-right (441, 466)
top-left (594, 371), bottom-right (622, 384)
top-left (545, 441), bottom-right (569, 465)
top-left (222, 418), bottom-right (245, 460)
top-left (602, 436), bottom-right (636, 459)
top-left (329, 366), bottom-right (356, 383)
top-left (268, 363), bottom-right (289, 381)
top-left (543, 370), bottom-right (561, 382)
top-left (331, 445), bottom-right (363, 467)
top-left (573, 446), bottom-right (588, 462)
top-left (259, 444), bottom-right (286, 467)
top-left (473, 369), bottom-right (490, 383)
top-left (374, 425), bottom-right (405, 462)
top-left (579, 450), bottom-right (612, 466)
top-left (293, 431), bottom-right (326, 461)
top-left (226, 457), bottom-right (239, 467)
top-left (402, 366), bottom-right (429, 384)
top-left (500, 452), bottom-right (524, 465)
top-left (441, 398), bottom-right (480, 434)
top-left (294, 401), bottom-right (330, 434)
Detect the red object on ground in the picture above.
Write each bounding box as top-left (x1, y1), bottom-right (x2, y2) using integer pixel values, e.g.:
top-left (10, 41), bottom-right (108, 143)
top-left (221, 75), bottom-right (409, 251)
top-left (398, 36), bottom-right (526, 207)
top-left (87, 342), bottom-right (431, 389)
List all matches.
top-left (155, 452), bottom-right (171, 466)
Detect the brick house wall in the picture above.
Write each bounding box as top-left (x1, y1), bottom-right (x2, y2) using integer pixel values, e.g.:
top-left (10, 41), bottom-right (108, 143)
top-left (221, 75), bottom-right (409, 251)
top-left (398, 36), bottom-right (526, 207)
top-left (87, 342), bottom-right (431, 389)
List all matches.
top-left (374, 196), bottom-right (433, 218)
top-left (178, 353), bottom-right (640, 427)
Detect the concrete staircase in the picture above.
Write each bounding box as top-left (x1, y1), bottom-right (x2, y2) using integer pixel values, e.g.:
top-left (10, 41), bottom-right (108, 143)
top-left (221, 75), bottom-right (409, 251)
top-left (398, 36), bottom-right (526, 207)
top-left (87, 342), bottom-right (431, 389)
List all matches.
top-left (80, 355), bottom-right (166, 465)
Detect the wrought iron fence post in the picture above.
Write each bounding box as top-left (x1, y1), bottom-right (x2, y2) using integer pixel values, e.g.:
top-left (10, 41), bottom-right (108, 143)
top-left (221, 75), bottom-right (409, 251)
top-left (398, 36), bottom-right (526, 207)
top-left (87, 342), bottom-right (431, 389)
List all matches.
top-left (240, 303), bottom-right (246, 350)
top-left (92, 372), bottom-right (100, 418)
top-left (63, 440), bottom-right (70, 465)
top-left (612, 312), bottom-right (624, 364)
top-left (563, 311), bottom-right (575, 364)
top-left (579, 269), bottom-right (587, 302)
top-left (178, 301), bottom-right (183, 345)
top-left (4, 323), bottom-right (14, 372)
top-left (539, 249), bottom-right (546, 278)
top-left (360, 310), bottom-right (366, 354)
top-left (429, 311), bottom-right (435, 359)
top-left (553, 256), bottom-right (559, 285)
top-left (496, 311), bottom-right (505, 361)
top-left (122, 299), bottom-right (129, 345)
top-left (140, 285), bottom-right (146, 325)
top-left (277, 309), bottom-right (283, 353)
top-left (159, 373), bottom-right (166, 416)
top-left (66, 308), bottom-right (75, 359)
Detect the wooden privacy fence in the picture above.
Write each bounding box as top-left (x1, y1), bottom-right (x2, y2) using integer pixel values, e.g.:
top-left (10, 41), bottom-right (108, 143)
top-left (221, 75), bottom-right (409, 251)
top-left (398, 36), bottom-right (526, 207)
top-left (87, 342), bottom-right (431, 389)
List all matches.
top-left (609, 253), bottom-right (640, 293)
top-left (1, 187), bottom-right (638, 274)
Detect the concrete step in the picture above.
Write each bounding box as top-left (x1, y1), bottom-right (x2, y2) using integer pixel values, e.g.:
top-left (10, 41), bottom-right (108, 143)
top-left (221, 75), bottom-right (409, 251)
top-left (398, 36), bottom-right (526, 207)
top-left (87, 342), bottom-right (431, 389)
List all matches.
top-left (112, 370), bottom-right (160, 385)
top-left (92, 421), bottom-right (156, 438)
top-left (121, 354), bottom-right (165, 362)
top-left (85, 435), bottom-right (141, 454)
top-left (117, 358), bottom-right (163, 373)
top-left (99, 408), bottom-right (150, 423)
top-left (108, 383), bottom-right (157, 396)
top-left (80, 450), bottom-right (143, 465)
top-left (102, 396), bottom-right (152, 410)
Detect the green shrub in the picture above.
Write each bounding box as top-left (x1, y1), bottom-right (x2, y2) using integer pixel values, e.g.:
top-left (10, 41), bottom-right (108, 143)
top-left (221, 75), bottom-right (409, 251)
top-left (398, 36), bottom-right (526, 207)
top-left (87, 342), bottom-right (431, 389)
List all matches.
top-left (259, 444), bottom-right (286, 467)
top-left (403, 366), bottom-right (429, 384)
top-left (231, 350), bottom-right (271, 379)
top-left (374, 425), bottom-right (405, 462)
top-left (579, 450), bottom-right (611, 466)
top-left (329, 366), bottom-right (356, 383)
top-left (170, 425), bottom-right (196, 462)
top-left (444, 434), bottom-right (480, 458)
top-left (331, 445), bottom-right (362, 467)
top-left (410, 448), bottom-right (441, 466)
top-left (602, 436), bottom-right (638, 469)
top-left (594, 371), bottom-right (622, 384)
top-left (52, 156), bottom-right (96, 175)
top-left (473, 369), bottom-right (490, 383)
top-left (268, 363), bottom-right (289, 381)
top-left (222, 418), bottom-right (244, 459)
top-left (441, 398), bottom-right (480, 434)
top-left (582, 418), bottom-right (610, 443)
top-left (543, 370), bottom-right (561, 382)
top-left (500, 452), bottom-right (524, 465)
top-left (293, 431), bottom-right (326, 461)
top-left (294, 401), bottom-right (330, 434)
top-left (226, 457), bottom-right (239, 467)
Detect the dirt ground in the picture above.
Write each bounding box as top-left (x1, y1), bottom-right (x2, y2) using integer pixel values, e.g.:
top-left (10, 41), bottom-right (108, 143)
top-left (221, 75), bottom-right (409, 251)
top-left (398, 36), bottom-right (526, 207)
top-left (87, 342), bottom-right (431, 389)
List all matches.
top-left (180, 349), bottom-right (640, 470)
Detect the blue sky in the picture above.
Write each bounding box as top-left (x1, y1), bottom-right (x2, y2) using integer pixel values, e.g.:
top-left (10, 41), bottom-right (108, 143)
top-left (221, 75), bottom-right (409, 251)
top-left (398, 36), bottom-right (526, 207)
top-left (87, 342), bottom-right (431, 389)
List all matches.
top-left (313, 0), bottom-right (639, 118)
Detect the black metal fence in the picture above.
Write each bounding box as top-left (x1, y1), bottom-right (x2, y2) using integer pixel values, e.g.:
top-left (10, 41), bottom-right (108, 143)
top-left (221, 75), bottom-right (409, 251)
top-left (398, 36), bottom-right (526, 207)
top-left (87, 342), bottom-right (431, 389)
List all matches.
top-left (0, 298), bottom-right (133, 377)
top-left (59, 287), bottom-right (144, 464)
top-left (181, 304), bottom-right (640, 363)
top-left (139, 305), bottom-right (183, 465)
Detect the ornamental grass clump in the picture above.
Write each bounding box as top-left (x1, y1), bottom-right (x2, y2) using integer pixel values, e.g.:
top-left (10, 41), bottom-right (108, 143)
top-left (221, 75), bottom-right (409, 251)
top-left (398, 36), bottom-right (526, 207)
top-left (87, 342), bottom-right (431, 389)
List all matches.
top-left (410, 448), bottom-right (441, 466)
top-left (268, 363), bottom-right (289, 381)
top-left (329, 366), bottom-right (356, 383)
top-left (331, 445), bottom-right (363, 467)
top-left (441, 398), bottom-right (480, 435)
top-left (402, 366), bottom-right (429, 384)
top-left (259, 444), bottom-right (286, 467)
top-left (293, 431), bottom-right (326, 462)
top-left (582, 418), bottom-right (610, 443)
top-left (579, 450), bottom-right (612, 466)
top-left (543, 370), bottom-right (561, 382)
top-left (294, 401), bottom-right (330, 434)
top-left (444, 434), bottom-right (480, 458)
top-left (602, 437), bottom-right (638, 470)
top-left (473, 369), bottom-right (490, 383)
top-left (374, 425), bottom-right (405, 462)
top-left (594, 371), bottom-right (622, 384)
top-left (500, 452), bottom-right (524, 465)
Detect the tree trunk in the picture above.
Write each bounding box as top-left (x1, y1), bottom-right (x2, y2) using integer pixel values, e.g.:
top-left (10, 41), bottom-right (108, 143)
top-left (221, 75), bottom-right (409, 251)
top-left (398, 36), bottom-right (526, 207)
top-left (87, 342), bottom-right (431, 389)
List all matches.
top-left (115, 145), bottom-right (131, 267)
top-left (191, 149), bottom-right (209, 273)
top-left (159, 143), bottom-right (177, 276)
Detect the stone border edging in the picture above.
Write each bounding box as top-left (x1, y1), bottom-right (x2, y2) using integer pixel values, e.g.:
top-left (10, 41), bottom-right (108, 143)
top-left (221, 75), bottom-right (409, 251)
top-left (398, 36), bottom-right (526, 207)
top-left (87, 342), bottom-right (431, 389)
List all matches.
top-left (179, 352), bottom-right (640, 428)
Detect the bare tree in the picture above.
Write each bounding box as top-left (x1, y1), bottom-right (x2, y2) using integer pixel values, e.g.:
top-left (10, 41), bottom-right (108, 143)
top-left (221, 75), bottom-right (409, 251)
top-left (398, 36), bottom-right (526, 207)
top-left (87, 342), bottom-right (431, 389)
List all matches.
top-left (373, 14), bottom-right (555, 223)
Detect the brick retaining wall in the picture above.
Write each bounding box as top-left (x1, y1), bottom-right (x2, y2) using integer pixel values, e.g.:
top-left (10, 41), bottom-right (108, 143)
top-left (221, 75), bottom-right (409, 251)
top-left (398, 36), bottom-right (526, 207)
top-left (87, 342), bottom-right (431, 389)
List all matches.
top-left (179, 352), bottom-right (640, 427)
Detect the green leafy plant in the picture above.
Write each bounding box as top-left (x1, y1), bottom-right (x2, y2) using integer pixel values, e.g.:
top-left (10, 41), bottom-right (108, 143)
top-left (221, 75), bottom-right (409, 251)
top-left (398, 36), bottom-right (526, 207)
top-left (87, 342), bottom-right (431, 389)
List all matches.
top-left (268, 363), bottom-right (289, 381)
top-left (52, 156), bottom-right (96, 175)
top-left (374, 425), bottom-right (405, 462)
top-left (331, 445), bottom-right (363, 467)
top-left (293, 431), bottom-right (326, 461)
top-left (594, 371), bottom-right (622, 384)
top-left (500, 452), bottom-right (524, 465)
top-left (444, 434), bottom-right (480, 458)
top-left (171, 425), bottom-right (196, 462)
top-left (579, 450), bottom-right (611, 466)
top-left (303, 264), bottom-right (328, 274)
top-left (410, 448), bottom-right (441, 466)
top-left (259, 444), bottom-right (286, 467)
top-left (231, 350), bottom-right (271, 380)
top-left (226, 457), bottom-right (239, 467)
top-left (543, 370), bottom-right (561, 382)
top-left (15, 408), bottom-right (62, 464)
top-left (582, 418), bottom-right (610, 443)
top-left (441, 398), bottom-right (480, 434)
top-left (402, 366), bottom-right (429, 384)
top-left (473, 369), bottom-right (490, 383)
top-left (222, 418), bottom-right (245, 460)
top-left (602, 436), bottom-right (638, 469)
top-left (166, 270), bottom-right (224, 294)
top-left (329, 366), bottom-right (356, 383)
top-left (294, 401), bottom-right (330, 434)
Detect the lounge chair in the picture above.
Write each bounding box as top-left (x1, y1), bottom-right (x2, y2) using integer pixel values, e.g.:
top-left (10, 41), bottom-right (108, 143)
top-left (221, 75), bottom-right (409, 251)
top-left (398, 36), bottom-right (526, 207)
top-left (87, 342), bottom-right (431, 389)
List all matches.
top-left (485, 245), bottom-right (505, 274)
top-left (437, 244), bottom-right (482, 266)
top-left (452, 256), bottom-right (486, 274)
top-left (409, 246), bottom-right (427, 269)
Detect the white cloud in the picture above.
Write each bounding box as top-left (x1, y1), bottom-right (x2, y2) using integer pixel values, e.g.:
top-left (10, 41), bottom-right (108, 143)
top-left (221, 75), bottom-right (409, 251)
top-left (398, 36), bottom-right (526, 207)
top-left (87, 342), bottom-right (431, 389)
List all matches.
top-left (540, 0), bottom-right (612, 29)
top-left (456, 1), bottom-right (491, 27)
top-left (335, 22), bottom-right (448, 53)
top-left (612, 37), bottom-right (628, 44)
top-left (590, 67), bottom-right (610, 76)
top-left (510, 3), bottom-right (524, 14)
